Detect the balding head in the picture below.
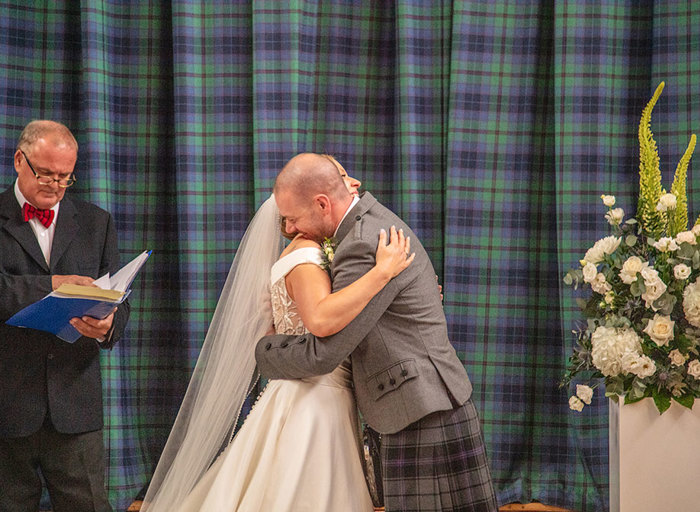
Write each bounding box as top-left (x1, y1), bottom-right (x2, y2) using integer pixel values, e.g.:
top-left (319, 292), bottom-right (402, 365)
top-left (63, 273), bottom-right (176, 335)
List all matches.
top-left (273, 153), bottom-right (354, 242)
top-left (274, 153), bottom-right (351, 205)
top-left (17, 120), bottom-right (78, 154)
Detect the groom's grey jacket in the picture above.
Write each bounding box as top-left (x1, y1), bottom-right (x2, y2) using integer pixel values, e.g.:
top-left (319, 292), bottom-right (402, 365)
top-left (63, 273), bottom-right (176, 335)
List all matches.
top-left (255, 192), bottom-right (472, 434)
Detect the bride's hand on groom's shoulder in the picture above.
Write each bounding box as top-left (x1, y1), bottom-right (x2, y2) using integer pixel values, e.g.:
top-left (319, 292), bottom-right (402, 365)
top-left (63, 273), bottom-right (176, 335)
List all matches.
top-left (375, 225), bottom-right (415, 280)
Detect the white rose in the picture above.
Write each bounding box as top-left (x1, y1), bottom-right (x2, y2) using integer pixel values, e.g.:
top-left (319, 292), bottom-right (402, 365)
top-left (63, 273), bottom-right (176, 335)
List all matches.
top-left (605, 208), bottom-right (624, 226)
top-left (687, 359), bottom-right (700, 379)
top-left (683, 280), bottom-right (700, 328)
top-left (643, 314), bottom-right (675, 346)
top-left (641, 266), bottom-right (659, 282)
top-left (576, 384), bottom-right (593, 405)
top-left (601, 195), bottom-right (616, 207)
top-left (635, 355), bottom-right (657, 378)
top-left (569, 395), bottom-right (584, 412)
top-left (692, 224), bottom-right (700, 236)
top-left (676, 230), bottom-right (697, 245)
top-left (591, 273), bottom-right (612, 294)
top-left (619, 256), bottom-right (645, 284)
top-left (656, 193), bottom-right (677, 212)
top-left (669, 349), bottom-right (687, 366)
top-left (653, 237), bottom-right (679, 252)
top-left (642, 277), bottom-right (667, 309)
top-left (584, 236), bottom-right (621, 264)
top-left (582, 262), bottom-right (598, 283)
top-left (674, 263), bottom-right (691, 280)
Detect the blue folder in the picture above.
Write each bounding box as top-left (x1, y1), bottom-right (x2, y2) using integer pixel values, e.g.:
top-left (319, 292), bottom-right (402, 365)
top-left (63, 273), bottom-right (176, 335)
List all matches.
top-left (6, 291), bottom-right (131, 343)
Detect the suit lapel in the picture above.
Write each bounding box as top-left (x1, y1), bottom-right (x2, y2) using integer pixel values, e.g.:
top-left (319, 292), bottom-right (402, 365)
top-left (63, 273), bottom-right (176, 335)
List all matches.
top-left (0, 187), bottom-right (50, 272)
top-left (49, 196), bottom-right (79, 272)
top-left (335, 191), bottom-right (377, 242)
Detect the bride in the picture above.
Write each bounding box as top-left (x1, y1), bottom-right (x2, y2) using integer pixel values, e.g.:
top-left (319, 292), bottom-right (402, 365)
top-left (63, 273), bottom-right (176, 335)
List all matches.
top-left (143, 160), bottom-right (413, 511)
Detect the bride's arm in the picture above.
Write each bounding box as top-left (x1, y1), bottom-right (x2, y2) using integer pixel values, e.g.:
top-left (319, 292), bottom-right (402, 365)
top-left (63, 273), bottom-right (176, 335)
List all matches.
top-left (286, 226), bottom-right (414, 337)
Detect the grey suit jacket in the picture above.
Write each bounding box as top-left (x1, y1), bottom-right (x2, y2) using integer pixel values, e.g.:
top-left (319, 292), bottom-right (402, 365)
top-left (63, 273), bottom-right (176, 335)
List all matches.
top-left (0, 186), bottom-right (130, 437)
top-left (255, 192), bottom-right (472, 434)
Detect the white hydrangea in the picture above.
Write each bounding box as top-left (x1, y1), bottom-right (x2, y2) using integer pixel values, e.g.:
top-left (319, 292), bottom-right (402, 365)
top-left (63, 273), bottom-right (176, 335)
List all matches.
top-left (591, 326), bottom-right (642, 377)
top-left (683, 280), bottom-right (700, 328)
top-left (584, 236), bottom-right (621, 264)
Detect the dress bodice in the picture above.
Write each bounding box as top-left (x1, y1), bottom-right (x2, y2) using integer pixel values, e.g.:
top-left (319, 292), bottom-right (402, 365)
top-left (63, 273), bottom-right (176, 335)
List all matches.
top-left (270, 247), bottom-right (324, 336)
top-left (269, 247), bottom-right (352, 388)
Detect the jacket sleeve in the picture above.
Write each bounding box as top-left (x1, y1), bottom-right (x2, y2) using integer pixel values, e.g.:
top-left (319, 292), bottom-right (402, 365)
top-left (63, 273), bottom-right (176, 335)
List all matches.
top-left (0, 273), bottom-right (53, 321)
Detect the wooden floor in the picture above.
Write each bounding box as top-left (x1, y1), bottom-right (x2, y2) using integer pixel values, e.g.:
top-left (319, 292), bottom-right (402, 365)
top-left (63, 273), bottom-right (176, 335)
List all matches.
top-left (127, 501), bottom-right (572, 511)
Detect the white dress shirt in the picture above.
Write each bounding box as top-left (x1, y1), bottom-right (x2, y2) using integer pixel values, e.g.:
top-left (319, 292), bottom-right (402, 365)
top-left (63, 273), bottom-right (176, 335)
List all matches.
top-left (334, 195), bottom-right (360, 238)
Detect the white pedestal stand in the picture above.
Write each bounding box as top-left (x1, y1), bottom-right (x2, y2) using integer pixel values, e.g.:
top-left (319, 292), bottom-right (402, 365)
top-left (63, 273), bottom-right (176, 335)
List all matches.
top-left (609, 398), bottom-right (700, 512)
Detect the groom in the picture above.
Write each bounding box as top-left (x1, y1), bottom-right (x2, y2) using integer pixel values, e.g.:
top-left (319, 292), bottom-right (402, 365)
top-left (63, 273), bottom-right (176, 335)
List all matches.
top-left (256, 153), bottom-right (497, 511)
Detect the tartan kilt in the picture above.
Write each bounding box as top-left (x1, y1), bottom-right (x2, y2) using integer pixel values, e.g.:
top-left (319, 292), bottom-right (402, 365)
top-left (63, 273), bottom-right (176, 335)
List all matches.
top-left (380, 398), bottom-right (497, 512)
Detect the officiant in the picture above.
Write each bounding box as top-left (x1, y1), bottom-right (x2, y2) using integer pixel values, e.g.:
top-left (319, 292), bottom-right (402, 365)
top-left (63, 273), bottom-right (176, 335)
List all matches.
top-left (0, 120), bottom-right (130, 512)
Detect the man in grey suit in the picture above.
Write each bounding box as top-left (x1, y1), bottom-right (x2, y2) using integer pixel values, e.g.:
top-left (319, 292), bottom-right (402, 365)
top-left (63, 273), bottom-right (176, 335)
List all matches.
top-left (256, 153), bottom-right (497, 511)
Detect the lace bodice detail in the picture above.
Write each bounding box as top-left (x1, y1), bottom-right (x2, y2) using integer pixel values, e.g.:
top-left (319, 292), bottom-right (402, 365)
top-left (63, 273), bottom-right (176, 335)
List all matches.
top-left (270, 247), bottom-right (324, 335)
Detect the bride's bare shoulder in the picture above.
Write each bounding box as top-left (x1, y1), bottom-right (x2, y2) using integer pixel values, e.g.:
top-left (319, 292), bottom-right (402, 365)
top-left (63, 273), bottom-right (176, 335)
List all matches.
top-left (280, 235), bottom-right (321, 257)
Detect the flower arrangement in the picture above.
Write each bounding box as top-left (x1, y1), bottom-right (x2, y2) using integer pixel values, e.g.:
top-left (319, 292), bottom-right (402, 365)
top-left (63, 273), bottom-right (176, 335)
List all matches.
top-left (320, 237), bottom-right (337, 270)
top-left (562, 82), bottom-right (700, 414)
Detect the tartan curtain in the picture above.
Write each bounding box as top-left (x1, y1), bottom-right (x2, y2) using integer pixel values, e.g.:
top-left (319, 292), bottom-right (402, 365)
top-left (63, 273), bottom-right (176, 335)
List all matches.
top-left (1, 1), bottom-right (698, 511)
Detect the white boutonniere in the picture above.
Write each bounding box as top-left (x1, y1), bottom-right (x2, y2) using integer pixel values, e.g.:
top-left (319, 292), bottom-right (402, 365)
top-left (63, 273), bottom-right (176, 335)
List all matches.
top-left (321, 237), bottom-right (337, 270)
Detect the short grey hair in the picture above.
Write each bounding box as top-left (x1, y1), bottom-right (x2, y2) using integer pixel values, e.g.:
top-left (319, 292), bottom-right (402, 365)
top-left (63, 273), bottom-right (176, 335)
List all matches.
top-left (17, 120), bottom-right (78, 154)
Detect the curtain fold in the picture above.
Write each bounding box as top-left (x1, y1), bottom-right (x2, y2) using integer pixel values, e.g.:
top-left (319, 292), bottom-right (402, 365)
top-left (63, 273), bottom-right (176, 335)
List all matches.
top-left (1, 1), bottom-right (699, 510)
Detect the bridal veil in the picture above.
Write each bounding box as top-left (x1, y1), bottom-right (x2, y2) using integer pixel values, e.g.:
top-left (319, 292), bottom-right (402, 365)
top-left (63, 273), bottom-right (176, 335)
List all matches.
top-left (142, 196), bottom-right (284, 511)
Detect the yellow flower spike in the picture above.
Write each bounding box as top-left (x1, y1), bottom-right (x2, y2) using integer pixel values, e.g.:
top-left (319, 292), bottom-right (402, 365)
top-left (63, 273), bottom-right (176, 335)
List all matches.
top-left (637, 82), bottom-right (666, 239)
top-left (668, 134), bottom-right (697, 237)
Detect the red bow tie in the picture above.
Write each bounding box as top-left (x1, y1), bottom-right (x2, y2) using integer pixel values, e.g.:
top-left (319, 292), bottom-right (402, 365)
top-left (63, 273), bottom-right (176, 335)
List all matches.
top-left (23, 202), bottom-right (55, 228)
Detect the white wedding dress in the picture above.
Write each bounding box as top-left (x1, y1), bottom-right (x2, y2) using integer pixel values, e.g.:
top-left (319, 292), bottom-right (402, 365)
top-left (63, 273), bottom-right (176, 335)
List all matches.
top-left (176, 247), bottom-right (374, 512)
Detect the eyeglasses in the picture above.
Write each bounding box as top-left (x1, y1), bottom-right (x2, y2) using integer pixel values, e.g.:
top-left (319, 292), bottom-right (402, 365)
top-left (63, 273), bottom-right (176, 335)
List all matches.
top-left (20, 150), bottom-right (76, 188)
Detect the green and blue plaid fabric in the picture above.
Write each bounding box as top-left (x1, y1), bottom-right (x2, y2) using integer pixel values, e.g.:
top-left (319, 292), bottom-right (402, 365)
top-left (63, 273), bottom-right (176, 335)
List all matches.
top-left (1, 2), bottom-right (699, 511)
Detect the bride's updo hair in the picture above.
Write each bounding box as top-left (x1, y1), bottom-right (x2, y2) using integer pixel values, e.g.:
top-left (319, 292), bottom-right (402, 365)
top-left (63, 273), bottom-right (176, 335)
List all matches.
top-left (279, 215), bottom-right (296, 240)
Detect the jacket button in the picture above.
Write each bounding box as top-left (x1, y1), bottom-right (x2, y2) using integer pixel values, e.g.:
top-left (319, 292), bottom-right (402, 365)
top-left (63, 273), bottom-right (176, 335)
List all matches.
top-left (389, 378), bottom-right (396, 385)
top-left (299, 338), bottom-right (306, 344)
top-left (47, 353), bottom-right (54, 360)
top-left (265, 343), bottom-right (272, 350)
top-left (401, 369), bottom-right (408, 377)
top-left (355, 215), bottom-right (361, 221)
top-left (378, 383), bottom-right (385, 391)
top-left (281, 342), bottom-right (288, 348)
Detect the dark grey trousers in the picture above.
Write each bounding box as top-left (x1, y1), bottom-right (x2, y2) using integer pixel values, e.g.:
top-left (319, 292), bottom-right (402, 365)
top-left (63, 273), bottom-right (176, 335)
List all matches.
top-left (0, 421), bottom-right (111, 512)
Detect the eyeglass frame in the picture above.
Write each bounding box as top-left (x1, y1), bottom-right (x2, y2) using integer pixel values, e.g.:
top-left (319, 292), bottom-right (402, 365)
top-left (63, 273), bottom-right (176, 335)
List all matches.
top-left (19, 149), bottom-right (76, 188)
